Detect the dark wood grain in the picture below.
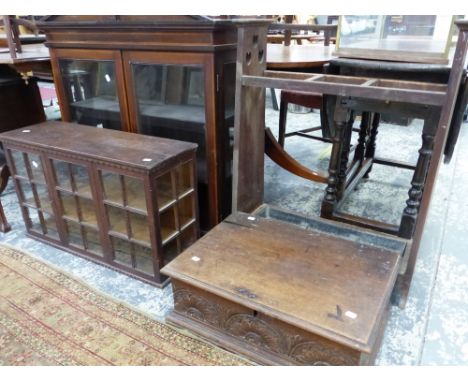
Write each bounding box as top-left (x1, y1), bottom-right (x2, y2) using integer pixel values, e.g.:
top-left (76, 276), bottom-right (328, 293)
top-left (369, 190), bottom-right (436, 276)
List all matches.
top-left (231, 22), bottom-right (270, 213)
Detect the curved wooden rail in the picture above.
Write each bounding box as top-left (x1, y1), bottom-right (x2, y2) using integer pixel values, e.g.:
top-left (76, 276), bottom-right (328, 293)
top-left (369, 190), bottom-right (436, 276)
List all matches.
top-left (0, 164), bottom-right (11, 233)
top-left (264, 128), bottom-right (328, 183)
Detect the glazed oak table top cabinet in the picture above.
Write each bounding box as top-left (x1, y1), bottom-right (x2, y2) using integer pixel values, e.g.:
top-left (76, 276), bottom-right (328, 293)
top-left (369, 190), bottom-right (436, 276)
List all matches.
top-left (0, 121), bottom-right (198, 287)
top-left (37, 15), bottom-right (238, 231)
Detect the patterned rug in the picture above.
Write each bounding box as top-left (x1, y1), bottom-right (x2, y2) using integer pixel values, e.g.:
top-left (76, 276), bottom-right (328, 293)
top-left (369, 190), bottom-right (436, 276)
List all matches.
top-left (0, 245), bottom-right (251, 366)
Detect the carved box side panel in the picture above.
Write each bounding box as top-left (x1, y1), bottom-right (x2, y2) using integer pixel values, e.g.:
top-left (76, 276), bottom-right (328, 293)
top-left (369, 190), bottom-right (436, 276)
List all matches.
top-left (171, 281), bottom-right (363, 365)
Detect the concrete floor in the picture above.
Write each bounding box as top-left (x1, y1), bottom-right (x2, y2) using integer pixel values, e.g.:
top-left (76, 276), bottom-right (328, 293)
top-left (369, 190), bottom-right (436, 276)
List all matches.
top-left (0, 97), bottom-right (467, 365)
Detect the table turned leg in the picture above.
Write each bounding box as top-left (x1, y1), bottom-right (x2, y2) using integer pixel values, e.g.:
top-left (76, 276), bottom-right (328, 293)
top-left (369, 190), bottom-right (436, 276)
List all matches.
top-left (364, 113), bottom-right (381, 178)
top-left (353, 112), bottom-right (371, 164)
top-left (337, 111), bottom-right (355, 200)
top-left (398, 118), bottom-right (438, 240)
top-left (393, 116), bottom-right (438, 307)
top-left (321, 99), bottom-right (351, 217)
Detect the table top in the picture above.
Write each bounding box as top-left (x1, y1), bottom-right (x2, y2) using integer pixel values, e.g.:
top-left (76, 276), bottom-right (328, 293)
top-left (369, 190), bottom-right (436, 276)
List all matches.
top-left (267, 43), bottom-right (335, 69)
top-left (267, 34), bottom-right (336, 45)
top-left (0, 43), bottom-right (50, 65)
top-left (267, 34), bottom-right (312, 44)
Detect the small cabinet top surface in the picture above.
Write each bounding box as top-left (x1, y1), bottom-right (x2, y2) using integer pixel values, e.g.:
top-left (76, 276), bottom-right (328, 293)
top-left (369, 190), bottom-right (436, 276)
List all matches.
top-left (162, 212), bottom-right (403, 352)
top-left (0, 121), bottom-right (197, 171)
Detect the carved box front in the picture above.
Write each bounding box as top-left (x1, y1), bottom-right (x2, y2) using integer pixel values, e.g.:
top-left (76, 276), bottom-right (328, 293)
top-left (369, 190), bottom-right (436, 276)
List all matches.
top-left (170, 280), bottom-right (364, 365)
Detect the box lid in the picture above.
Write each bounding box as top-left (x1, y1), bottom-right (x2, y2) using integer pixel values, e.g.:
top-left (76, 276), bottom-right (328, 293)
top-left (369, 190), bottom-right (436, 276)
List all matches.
top-left (162, 212), bottom-right (403, 353)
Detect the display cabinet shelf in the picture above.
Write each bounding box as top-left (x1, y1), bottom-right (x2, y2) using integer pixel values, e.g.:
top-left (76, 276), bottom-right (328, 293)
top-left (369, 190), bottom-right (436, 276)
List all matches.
top-left (0, 121), bottom-right (199, 286)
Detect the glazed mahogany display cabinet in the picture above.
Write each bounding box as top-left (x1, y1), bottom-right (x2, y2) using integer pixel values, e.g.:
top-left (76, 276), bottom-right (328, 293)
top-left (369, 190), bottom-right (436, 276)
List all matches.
top-left (38, 16), bottom-right (238, 231)
top-left (0, 121), bottom-right (198, 287)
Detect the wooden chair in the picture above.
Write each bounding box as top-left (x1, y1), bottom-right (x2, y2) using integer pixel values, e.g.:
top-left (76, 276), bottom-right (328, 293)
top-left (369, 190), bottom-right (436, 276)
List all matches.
top-left (267, 17), bottom-right (338, 111)
top-left (276, 17), bottom-right (338, 148)
top-left (0, 16), bottom-right (40, 59)
top-left (0, 16), bottom-right (22, 58)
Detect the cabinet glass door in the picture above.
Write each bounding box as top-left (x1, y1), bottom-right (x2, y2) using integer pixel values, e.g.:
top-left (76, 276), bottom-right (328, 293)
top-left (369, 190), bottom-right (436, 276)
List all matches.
top-left (100, 170), bottom-right (155, 276)
top-left (155, 161), bottom-right (198, 266)
top-left (51, 159), bottom-right (103, 256)
top-left (58, 57), bottom-right (122, 130)
top-left (126, 54), bottom-right (211, 227)
top-left (130, 63), bottom-right (206, 180)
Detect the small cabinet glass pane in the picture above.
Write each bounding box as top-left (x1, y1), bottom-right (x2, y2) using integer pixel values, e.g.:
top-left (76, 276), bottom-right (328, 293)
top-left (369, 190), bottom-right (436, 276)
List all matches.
top-left (65, 220), bottom-right (84, 249)
top-left (11, 150), bottom-right (28, 178)
top-left (83, 226), bottom-right (102, 256)
top-left (160, 206), bottom-right (177, 243)
top-left (18, 179), bottom-right (34, 205)
top-left (43, 212), bottom-right (59, 240)
top-left (77, 197), bottom-right (98, 226)
top-left (156, 171), bottom-right (175, 210)
top-left (124, 176), bottom-right (146, 211)
top-left (112, 236), bottom-right (132, 266)
top-left (101, 170), bottom-right (123, 205)
top-left (29, 153), bottom-right (46, 184)
top-left (36, 183), bottom-right (53, 213)
top-left (59, 191), bottom-right (78, 219)
top-left (134, 244), bottom-right (154, 275)
top-left (129, 212), bottom-right (150, 244)
top-left (107, 205), bottom-right (127, 235)
top-left (59, 59), bottom-right (121, 130)
top-left (53, 160), bottom-right (72, 190)
top-left (72, 164), bottom-right (92, 196)
top-left (175, 161), bottom-right (192, 197)
top-left (25, 207), bottom-right (42, 233)
top-left (178, 194), bottom-right (195, 229)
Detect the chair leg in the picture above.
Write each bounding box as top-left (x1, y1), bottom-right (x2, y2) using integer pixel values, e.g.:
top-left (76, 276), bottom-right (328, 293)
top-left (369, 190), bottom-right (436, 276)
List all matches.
top-left (0, 165), bottom-right (11, 233)
top-left (0, 200), bottom-right (11, 233)
top-left (278, 98), bottom-right (288, 148)
top-left (270, 88), bottom-right (279, 111)
top-left (0, 164), bottom-right (10, 194)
